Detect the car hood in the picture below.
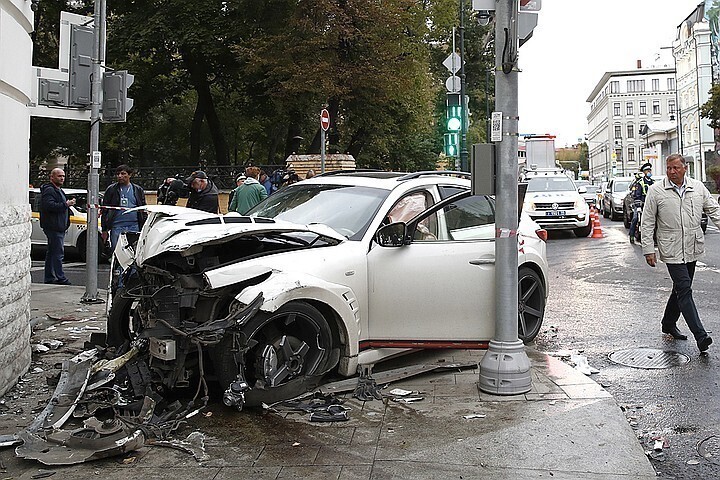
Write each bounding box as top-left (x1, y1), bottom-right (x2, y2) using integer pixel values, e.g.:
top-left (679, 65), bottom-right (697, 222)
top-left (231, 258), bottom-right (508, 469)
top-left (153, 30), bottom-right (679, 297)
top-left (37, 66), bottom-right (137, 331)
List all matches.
top-left (129, 205), bottom-right (347, 266)
top-left (525, 191), bottom-right (581, 202)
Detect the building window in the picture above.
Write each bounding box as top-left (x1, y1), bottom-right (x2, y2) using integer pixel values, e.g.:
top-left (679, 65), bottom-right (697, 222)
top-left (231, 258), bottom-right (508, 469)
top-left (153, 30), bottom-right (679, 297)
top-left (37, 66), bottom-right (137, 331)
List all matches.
top-left (668, 99), bottom-right (676, 116)
top-left (614, 124), bottom-right (622, 139)
top-left (627, 124), bottom-right (635, 139)
top-left (653, 100), bottom-right (661, 115)
top-left (667, 78), bottom-right (676, 90)
top-left (610, 81), bottom-right (619, 93)
top-left (652, 79), bottom-right (660, 91)
top-left (626, 102), bottom-right (634, 115)
top-left (613, 103), bottom-right (621, 116)
top-left (628, 147), bottom-right (636, 162)
top-left (627, 80), bottom-right (646, 92)
top-left (639, 101), bottom-right (647, 115)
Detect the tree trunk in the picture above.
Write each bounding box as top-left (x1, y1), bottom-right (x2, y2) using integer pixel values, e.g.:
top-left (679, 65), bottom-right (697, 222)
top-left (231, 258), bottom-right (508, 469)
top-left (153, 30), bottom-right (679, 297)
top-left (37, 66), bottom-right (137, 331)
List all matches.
top-left (189, 99), bottom-right (204, 165)
top-left (327, 98), bottom-right (340, 154)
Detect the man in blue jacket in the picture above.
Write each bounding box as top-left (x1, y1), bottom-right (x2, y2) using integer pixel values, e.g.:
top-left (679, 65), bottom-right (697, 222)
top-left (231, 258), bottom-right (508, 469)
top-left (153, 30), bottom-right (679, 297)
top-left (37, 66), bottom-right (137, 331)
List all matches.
top-left (101, 164), bottom-right (147, 252)
top-left (39, 168), bottom-right (74, 285)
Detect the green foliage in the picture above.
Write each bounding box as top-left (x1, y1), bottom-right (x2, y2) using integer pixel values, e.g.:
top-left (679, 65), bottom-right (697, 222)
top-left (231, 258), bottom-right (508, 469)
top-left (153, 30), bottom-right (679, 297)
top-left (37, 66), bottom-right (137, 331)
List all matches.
top-left (700, 83), bottom-right (720, 129)
top-left (31, 0), bottom-right (496, 172)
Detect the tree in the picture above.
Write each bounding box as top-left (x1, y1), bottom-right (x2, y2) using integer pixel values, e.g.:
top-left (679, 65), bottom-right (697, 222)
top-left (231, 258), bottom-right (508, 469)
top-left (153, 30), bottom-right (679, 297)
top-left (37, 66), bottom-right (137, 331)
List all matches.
top-left (700, 83), bottom-right (720, 129)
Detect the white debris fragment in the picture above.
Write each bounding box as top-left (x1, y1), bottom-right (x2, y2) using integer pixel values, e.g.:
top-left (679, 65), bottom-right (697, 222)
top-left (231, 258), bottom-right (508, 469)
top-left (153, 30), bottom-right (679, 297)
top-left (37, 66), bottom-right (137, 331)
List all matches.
top-left (463, 414), bottom-right (487, 420)
top-left (687, 459), bottom-right (700, 465)
top-left (40, 339), bottom-right (63, 349)
top-left (31, 367), bottom-right (44, 373)
top-left (388, 388), bottom-right (413, 396)
top-left (570, 354), bottom-right (600, 375)
top-left (31, 344), bottom-right (50, 353)
top-left (392, 397), bottom-right (423, 404)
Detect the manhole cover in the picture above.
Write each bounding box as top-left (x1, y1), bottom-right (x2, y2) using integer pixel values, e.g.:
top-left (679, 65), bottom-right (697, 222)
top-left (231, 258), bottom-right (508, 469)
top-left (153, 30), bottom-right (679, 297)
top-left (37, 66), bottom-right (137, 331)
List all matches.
top-left (608, 348), bottom-right (690, 369)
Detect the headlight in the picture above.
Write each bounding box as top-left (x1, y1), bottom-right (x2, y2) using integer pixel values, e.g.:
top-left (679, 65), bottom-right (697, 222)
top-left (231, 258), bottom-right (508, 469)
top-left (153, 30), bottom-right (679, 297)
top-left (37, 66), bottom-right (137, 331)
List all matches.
top-left (574, 198), bottom-right (585, 209)
top-left (523, 201), bottom-right (535, 211)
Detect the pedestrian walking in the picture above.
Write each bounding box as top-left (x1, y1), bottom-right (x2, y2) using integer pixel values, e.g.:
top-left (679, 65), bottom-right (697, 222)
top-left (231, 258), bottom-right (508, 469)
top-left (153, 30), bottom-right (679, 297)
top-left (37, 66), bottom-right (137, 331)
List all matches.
top-left (101, 164), bottom-right (147, 253)
top-left (229, 166), bottom-right (268, 214)
top-left (39, 168), bottom-right (74, 285)
top-left (641, 154), bottom-right (720, 351)
top-left (185, 171), bottom-right (219, 213)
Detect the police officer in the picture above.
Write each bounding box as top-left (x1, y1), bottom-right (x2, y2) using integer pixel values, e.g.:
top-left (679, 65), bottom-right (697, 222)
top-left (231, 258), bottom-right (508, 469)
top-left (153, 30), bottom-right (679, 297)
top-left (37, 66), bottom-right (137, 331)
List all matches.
top-left (629, 162), bottom-right (654, 244)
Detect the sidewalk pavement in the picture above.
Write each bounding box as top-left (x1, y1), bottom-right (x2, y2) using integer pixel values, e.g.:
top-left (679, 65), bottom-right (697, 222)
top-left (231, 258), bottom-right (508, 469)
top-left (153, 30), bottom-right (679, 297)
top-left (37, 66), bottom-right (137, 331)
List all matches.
top-left (0, 284), bottom-right (656, 479)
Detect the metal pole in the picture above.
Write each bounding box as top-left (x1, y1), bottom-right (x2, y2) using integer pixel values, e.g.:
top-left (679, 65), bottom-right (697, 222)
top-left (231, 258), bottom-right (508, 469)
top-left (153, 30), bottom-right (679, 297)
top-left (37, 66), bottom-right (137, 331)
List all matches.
top-left (320, 127), bottom-right (326, 174)
top-left (82, 0), bottom-right (105, 304)
top-left (459, 0), bottom-right (468, 172)
top-left (479, 0), bottom-right (531, 395)
top-left (485, 68), bottom-right (491, 142)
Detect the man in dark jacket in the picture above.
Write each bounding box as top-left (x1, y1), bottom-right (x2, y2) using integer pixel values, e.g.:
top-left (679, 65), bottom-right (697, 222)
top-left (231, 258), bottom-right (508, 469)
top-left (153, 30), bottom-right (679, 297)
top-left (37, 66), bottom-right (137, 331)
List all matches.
top-left (102, 164), bottom-right (147, 252)
top-left (629, 162), bottom-right (654, 244)
top-left (40, 168), bottom-right (74, 285)
top-left (184, 171), bottom-right (219, 213)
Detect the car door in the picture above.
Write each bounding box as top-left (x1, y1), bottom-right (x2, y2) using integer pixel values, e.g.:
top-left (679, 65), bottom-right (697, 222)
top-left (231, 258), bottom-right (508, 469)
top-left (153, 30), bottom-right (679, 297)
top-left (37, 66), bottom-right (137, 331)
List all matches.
top-left (366, 191), bottom-right (496, 343)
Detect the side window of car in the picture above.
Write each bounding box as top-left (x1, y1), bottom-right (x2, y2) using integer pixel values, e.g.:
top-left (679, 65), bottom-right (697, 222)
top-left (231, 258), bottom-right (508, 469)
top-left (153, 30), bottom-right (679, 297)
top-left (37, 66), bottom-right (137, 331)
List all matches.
top-left (440, 195), bottom-right (495, 241)
top-left (438, 185), bottom-right (466, 200)
top-left (386, 191), bottom-right (437, 241)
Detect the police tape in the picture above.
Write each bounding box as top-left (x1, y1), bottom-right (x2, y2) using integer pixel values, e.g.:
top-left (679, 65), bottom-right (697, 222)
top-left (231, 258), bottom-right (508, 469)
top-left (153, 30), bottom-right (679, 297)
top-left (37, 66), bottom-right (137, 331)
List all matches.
top-left (90, 205), bottom-right (132, 211)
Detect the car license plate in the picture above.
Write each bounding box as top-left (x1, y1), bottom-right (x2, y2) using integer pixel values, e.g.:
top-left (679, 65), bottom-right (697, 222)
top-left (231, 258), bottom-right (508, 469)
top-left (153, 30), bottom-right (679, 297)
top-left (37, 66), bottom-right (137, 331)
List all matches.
top-left (545, 211), bottom-right (565, 216)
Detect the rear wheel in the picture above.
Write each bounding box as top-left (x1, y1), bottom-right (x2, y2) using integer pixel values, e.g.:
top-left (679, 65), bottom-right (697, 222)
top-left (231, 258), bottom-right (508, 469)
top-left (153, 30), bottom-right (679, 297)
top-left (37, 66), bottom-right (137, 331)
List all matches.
top-left (212, 301), bottom-right (338, 406)
top-left (518, 267), bottom-right (545, 343)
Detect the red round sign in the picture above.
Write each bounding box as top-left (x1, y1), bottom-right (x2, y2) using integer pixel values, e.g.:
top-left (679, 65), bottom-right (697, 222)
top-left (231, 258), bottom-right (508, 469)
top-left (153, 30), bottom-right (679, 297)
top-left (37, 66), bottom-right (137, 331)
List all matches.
top-left (320, 109), bottom-right (330, 131)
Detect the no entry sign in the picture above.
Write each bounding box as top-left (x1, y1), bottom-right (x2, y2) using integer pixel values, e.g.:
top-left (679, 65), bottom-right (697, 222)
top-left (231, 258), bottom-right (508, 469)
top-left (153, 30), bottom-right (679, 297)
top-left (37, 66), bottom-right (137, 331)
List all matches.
top-left (320, 109), bottom-right (330, 131)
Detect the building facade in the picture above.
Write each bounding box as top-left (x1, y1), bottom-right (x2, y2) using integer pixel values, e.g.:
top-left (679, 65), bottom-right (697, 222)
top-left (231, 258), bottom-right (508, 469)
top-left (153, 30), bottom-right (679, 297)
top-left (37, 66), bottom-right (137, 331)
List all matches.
top-left (586, 64), bottom-right (677, 182)
top-left (673, 2), bottom-right (717, 183)
top-left (0, 0), bottom-right (34, 395)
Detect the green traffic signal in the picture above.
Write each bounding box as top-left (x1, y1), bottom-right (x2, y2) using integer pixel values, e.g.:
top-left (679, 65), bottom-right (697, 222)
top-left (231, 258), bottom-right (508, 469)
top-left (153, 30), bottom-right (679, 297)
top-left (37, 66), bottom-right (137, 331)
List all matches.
top-left (447, 116), bottom-right (461, 131)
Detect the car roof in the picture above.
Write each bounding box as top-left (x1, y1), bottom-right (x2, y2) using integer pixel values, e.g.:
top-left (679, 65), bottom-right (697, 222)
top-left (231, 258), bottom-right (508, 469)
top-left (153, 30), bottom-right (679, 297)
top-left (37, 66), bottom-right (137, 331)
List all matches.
top-left (30, 187), bottom-right (88, 194)
top-left (299, 170), bottom-right (471, 191)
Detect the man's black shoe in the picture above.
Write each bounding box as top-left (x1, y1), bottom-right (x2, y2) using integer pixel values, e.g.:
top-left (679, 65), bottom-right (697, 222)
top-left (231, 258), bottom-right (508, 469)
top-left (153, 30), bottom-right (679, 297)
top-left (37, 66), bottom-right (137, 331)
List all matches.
top-left (629, 236), bottom-right (635, 244)
top-left (698, 336), bottom-right (713, 352)
top-left (662, 327), bottom-right (688, 340)
top-left (56, 279), bottom-right (71, 285)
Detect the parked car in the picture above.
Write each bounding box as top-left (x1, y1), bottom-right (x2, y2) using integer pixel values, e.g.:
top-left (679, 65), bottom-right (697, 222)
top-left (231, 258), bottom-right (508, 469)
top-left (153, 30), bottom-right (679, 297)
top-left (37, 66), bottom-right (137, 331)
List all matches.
top-left (29, 188), bottom-right (109, 261)
top-left (107, 171), bottom-right (550, 408)
top-left (521, 169), bottom-right (592, 237)
top-left (602, 176), bottom-right (634, 221)
top-left (622, 176), bottom-right (708, 232)
top-left (580, 184), bottom-right (601, 207)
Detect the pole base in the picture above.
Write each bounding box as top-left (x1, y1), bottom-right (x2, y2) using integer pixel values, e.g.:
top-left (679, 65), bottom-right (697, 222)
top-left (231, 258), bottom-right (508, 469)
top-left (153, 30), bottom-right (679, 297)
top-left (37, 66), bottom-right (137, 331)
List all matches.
top-left (478, 339), bottom-right (531, 395)
top-left (80, 294), bottom-right (106, 305)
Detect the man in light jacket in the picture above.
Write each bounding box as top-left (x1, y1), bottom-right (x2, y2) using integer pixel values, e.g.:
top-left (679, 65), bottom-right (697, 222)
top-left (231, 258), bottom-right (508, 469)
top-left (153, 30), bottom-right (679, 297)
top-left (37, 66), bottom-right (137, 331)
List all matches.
top-left (641, 154), bottom-right (720, 352)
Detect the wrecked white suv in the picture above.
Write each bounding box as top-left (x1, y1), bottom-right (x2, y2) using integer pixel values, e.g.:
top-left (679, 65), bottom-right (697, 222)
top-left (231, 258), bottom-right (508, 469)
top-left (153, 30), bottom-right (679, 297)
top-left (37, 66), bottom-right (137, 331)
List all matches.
top-left (108, 171), bottom-right (549, 409)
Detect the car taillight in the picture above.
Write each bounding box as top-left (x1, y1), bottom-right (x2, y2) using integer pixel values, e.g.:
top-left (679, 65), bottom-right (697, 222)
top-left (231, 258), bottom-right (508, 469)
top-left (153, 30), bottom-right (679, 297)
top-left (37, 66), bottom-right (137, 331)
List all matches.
top-left (535, 229), bottom-right (548, 242)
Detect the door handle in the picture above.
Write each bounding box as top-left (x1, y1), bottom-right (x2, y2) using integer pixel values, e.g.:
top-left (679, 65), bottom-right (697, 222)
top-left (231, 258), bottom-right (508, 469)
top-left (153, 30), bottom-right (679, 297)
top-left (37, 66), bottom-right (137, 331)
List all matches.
top-left (470, 258), bottom-right (495, 265)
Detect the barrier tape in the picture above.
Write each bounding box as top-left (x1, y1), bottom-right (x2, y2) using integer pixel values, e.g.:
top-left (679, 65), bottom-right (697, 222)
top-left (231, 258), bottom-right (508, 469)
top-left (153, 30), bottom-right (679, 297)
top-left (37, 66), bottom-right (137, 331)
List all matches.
top-left (495, 228), bottom-right (517, 238)
top-left (90, 204), bottom-right (132, 211)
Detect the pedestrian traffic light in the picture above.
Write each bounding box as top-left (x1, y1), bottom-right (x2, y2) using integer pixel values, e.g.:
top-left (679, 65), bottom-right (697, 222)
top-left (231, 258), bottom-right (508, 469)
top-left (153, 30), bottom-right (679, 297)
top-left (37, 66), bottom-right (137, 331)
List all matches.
top-left (102, 70), bottom-right (134, 123)
top-left (446, 93), bottom-right (462, 132)
top-left (444, 133), bottom-right (459, 157)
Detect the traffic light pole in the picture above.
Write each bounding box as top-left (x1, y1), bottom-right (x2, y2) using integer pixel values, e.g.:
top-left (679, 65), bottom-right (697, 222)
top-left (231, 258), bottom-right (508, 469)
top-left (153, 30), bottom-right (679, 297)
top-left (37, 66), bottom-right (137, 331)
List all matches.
top-left (459, 0), bottom-right (469, 172)
top-left (82, 0), bottom-right (106, 304)
top-left (479, 0), bottom-right (531, 395)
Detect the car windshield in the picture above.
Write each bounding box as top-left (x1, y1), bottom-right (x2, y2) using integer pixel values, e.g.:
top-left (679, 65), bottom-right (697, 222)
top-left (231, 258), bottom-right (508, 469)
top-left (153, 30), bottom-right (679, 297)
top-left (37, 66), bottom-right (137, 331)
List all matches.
top-left (526, 176), bottom-right (576, 192)
top-left (613, 181), bottom-right (631, 192)
top-left (246, 184), bottom-right (391, 240)
top-left (584, 185), bottom-right (600, 193)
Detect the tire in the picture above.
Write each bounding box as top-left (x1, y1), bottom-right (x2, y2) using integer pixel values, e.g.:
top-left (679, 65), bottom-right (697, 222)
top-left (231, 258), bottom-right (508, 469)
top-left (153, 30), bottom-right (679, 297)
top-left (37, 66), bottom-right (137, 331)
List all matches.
top-left (573, 223), bottom-right (592, 237)
top-left (602, 206), bottom-right (609, 218)
top-left (518, 267), bottom-right (545, 344)
top-left (623, 210), bottom-right (631, 229)
top-left (106, 276), bottom-right (141, 348)
top-left (211, 301), bottom-right (338, 406)
top-left (610, 207), bottom-right (620, 221)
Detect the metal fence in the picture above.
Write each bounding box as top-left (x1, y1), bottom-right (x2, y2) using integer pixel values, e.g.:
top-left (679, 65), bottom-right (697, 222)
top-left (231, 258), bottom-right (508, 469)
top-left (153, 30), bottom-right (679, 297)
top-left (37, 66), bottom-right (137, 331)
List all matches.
top-left (30, 164), bottom-right (284, 192)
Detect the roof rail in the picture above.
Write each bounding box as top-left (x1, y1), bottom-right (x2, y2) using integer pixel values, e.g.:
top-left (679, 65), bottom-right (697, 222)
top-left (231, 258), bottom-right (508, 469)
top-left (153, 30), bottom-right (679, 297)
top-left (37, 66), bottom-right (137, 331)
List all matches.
top-left (396, 171), bottom-right (471, 181)
top-left (315, 169), bottom-right (385, 177)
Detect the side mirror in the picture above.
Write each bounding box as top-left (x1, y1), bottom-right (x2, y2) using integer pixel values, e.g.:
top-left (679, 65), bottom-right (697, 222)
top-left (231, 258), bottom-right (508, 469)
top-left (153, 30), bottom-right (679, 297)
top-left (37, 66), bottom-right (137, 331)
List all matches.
top-left (578, 186), bottom-right (587, 194)
top-left (375, 222), bottom-right (407, 247)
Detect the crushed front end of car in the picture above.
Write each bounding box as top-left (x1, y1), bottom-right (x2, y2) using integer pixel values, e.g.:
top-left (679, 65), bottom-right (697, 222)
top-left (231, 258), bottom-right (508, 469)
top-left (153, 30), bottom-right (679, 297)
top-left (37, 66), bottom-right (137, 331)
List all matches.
top-left (107, 206), bottom-right (348, 411)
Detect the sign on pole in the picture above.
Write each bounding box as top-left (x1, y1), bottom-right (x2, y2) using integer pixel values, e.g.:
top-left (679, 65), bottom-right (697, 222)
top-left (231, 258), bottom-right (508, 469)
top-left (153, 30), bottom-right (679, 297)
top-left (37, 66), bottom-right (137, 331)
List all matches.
top-left (320, 109), bottom-right (330, 131)
top-left (490, 112), bottom-right (503, 142)
top-left (442, 52), bottom-right (462, 74)
top-left (445, 75), bottom-right (461, 93)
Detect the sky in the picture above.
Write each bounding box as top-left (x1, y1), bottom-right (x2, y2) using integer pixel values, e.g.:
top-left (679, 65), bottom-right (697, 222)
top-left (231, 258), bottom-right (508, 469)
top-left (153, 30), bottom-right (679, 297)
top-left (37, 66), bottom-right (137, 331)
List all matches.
top-left (517, 0), bottom-right (704, 147)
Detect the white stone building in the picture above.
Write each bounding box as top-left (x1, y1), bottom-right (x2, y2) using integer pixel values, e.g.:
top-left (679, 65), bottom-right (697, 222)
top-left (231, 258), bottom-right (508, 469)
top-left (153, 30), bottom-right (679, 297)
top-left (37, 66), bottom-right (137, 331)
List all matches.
top-left (673, 3), bottom-right (717, 182)
top-left (586, 61), bottom-right (678, 182)
top-left (0, 0), bottom-right (33, 395)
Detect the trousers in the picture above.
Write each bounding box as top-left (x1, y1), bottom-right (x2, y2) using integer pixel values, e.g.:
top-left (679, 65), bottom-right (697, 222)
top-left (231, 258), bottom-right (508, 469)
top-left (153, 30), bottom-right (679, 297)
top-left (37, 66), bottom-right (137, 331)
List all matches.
top-left (43, 229), bottom-right (67, 283)
top-left (662, 262), bottom-right (707, 340)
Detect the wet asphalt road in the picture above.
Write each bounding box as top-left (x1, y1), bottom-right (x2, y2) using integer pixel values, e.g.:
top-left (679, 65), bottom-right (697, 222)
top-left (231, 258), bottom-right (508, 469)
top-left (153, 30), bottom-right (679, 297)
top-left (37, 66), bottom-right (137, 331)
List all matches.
top-left (534, 215), bottom-right (720, 479)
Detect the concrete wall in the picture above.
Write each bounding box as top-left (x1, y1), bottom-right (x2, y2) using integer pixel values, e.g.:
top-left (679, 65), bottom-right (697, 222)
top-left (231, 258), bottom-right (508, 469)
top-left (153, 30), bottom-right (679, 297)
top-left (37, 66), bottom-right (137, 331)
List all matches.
top-left (0, 0), bottom-right (34, 395)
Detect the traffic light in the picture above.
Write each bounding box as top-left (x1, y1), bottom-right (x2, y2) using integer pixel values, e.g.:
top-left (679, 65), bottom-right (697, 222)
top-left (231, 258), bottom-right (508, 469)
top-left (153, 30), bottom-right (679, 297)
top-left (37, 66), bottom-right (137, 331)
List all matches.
top-left (68, 24), bottom-right (93, 108)
top-left (446, 93), bottom-right (462, 132)
top-left (102, 70), bottom-right (134, 123)
top-left (444, 133), bottom-right (459, 157)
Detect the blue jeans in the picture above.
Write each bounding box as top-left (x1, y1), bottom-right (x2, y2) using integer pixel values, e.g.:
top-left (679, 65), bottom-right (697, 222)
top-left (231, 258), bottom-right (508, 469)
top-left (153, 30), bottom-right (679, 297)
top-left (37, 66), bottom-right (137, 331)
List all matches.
top-left (629, 208), bottom-right (640, 238)
top-left (663, 262), bottom-right (708, 340)
top-left (43, 229), bottom-right (67, 283)
top-left (110, 223), bottom-right (139, 253)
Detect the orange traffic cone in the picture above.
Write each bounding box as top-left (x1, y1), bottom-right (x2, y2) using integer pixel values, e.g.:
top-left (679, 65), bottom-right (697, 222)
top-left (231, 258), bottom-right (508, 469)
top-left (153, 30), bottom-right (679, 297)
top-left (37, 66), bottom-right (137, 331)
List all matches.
top-left (591, 209), bottom-right (604, 238)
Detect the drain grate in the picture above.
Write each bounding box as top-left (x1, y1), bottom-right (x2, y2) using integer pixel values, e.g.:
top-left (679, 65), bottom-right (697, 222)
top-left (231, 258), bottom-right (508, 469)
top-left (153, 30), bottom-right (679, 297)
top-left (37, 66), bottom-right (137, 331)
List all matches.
top-left (608, 348), bottom-right (690, 369)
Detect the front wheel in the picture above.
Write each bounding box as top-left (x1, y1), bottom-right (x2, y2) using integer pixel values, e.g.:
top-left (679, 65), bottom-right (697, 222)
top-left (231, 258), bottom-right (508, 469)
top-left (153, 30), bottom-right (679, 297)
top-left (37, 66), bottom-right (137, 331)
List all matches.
top-left (518, 267), bottom-right (546, 343)
top-left (211, 301), bottom-right (338, 406)
top-left (573, 223), bottom-right (592, 238)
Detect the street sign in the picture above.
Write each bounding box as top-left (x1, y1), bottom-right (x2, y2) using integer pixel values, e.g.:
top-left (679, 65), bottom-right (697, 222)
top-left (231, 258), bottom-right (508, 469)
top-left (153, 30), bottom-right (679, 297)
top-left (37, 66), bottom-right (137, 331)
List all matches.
top-left (442, 52), bottom-right (462, 74)
top-left (490, 112), bottom-right (503, 142)
top-left (320, 109), bottom-right (330, 131)
top-left (445, 75), bottom-right (461, 93)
